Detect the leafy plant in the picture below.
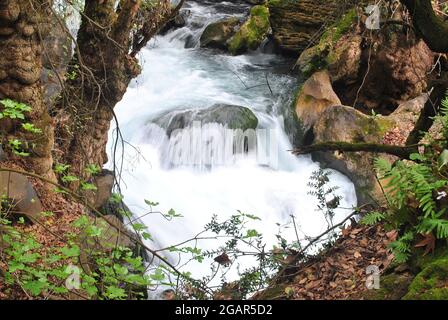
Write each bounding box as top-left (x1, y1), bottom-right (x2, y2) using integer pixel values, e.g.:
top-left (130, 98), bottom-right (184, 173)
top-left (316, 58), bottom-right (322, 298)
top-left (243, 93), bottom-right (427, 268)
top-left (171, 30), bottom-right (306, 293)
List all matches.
top-left (372, 91), bottom-right (448, 262)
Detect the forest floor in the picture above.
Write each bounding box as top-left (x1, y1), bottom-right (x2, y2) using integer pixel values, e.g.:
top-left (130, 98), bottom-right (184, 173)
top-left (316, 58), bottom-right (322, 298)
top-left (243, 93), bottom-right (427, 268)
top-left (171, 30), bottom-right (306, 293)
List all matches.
top-left (256, 222), bottom-right (396, 300)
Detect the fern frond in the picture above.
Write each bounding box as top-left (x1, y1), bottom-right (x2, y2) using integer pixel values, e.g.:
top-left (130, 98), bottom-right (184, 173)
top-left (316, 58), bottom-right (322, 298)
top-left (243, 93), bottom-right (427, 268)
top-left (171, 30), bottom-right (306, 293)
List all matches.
top-left (418, 218), bottom-right (448, 239)
top-left (360, 212), bottom-right (385, 226)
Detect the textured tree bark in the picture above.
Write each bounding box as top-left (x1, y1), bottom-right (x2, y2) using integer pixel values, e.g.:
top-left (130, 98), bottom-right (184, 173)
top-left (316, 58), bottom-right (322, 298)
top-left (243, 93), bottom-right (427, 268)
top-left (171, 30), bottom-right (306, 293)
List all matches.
top-left (53, 0), bottom-right (172, 179)
top-left (406, 77), bottom-right (448, 146)
top-left (54, 0), bottom-right (142, 178)
top-left (401, 0), bottom-right (448, 53)
top-left (0, 0), bottom-right (55, 181)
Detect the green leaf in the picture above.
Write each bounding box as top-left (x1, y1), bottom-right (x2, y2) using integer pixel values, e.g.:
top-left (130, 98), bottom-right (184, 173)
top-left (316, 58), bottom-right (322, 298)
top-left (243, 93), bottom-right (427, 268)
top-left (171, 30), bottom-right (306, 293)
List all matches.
top-left (23, 280), bottom-right (47, 296)
top-left (105, 286), bottom-right (126, 299)
top-left (360, 212), bottom-right (385, 226)
top-left (62, 175), bottom-right (79, 183)
top-left (150, 268), bottom-right (165, 281)
top-left (144, 199), bottom-right (159, 207)
top-left (60, 245), bottom-right (80, 258)
top-left (8, 261), bottom-right (25, 272)
top-left (85, 164), bottom-right (101, 175)
top-left (80, 182), bottom-right (97, 191)
top-left (21, 123), bottom-right (42, 134)
top-left (439, 150), bottom-right (448, 169)
top-left (245, 229), bottom-right (261, 238)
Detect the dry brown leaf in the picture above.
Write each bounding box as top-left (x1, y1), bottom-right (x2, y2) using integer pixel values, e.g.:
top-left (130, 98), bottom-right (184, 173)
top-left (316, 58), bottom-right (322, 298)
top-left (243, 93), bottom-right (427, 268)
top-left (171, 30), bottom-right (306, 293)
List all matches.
top-left (414, 232), bottom-right (436, 256)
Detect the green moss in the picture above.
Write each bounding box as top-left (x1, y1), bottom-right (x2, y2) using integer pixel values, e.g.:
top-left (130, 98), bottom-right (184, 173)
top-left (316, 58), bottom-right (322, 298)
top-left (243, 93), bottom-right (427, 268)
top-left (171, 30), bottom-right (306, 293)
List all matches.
top-left (228, 5), bottom-right (270, 55)
top-left (254, 283), bottom-right (289, 300)
top-left (403, 257), bottom-right (448, 300)
top-left (359, 273), bottom-right (413, 300)
top-left (353, 116), bottom-right (393, 142)
top-left (319, 9), bottom-right (357, 49)
top-left (297, 9), bottom-right (357, 76)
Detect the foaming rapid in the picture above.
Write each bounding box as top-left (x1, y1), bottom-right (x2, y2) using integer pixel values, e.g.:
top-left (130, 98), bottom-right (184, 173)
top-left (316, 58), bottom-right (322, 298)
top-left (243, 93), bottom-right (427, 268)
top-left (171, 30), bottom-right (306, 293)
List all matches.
top-left (106, 1), bottom-right (357, 284)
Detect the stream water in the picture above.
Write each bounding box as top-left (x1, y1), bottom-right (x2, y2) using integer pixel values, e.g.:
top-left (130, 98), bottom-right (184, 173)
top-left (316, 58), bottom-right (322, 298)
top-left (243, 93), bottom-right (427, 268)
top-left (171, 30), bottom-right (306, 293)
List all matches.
top-left (106, 0), bottom-right (357, 288)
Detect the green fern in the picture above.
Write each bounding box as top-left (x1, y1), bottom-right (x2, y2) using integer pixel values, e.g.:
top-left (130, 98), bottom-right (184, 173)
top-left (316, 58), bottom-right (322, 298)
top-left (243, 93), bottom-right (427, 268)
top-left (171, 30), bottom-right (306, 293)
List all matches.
top-left (388, 231), bottom-right (414, 263)
top-left (418, 218), bottom-right (448, 239)
top-left (360, 211), bottom-right (385, 226)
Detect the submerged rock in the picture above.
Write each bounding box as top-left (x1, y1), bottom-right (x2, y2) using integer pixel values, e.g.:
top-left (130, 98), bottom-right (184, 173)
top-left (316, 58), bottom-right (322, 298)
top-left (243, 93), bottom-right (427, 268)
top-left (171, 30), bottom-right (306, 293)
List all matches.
top-left (160, 9), bottom-right (191, 34)
top-left (228, 5), bottom-right (271, 55)
top-left (153, 104), bottom-right (259, 136)
top-left (200, 17), bottom-right (241, 50)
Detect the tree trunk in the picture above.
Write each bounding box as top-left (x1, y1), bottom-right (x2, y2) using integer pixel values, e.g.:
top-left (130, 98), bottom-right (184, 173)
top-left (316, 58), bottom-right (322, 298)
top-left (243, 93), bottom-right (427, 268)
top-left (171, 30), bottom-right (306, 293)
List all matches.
top-left (53, 0), bottom-right (172, 179)
top-left (401, 0), bottom-right (448, 53)
top-left (54, 0), bottom-right (141, 178)
top-left (0, 0), bottom-right (55, 181)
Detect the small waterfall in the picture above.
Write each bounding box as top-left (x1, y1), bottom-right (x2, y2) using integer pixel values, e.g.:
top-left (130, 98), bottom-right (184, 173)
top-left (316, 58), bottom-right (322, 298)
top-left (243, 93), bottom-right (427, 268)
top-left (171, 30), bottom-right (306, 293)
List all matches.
top-left (106, 0), bottom-right (357, 286)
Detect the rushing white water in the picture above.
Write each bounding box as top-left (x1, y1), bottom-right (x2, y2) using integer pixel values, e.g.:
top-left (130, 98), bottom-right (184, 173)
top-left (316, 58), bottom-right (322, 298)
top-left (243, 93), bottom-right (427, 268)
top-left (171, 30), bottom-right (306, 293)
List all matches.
top-left (106, 1), bottom-right (357, 286)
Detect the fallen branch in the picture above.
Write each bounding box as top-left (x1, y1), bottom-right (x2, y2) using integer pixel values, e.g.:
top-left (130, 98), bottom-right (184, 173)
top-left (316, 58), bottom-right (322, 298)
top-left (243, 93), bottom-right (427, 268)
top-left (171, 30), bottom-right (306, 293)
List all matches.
top-left (292, 141), bottom-right (419, 160)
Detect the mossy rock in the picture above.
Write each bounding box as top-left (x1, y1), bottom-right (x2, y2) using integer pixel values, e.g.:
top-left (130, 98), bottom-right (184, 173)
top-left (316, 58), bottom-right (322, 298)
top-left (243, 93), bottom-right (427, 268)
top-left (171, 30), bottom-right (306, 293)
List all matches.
top-left (253, 283), bottom-right (289, 300)
top-left (319, 9), bottom-right (357, 51)
top-left (153, 104), bottom-right (259, 137)
top-left (296, 9), bottom-right (359, 77)
top-left (200, 17), bottom-right (241, 50)
top-left (228, 5), bottom-right (270, 55)
top-left (404, 257), bottom-right (448, 300)
top-left (357, 273), bottom-right (413, 300)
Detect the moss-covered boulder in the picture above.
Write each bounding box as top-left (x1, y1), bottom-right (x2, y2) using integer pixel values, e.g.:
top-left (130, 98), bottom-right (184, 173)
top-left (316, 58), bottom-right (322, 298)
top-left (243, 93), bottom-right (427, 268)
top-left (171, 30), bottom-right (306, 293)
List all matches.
top-left (200, 17), bottom-right (241, 50)
top-left (228, 5), bottom-right (270, 55)
top-left (313, 105), bottom-right (394, 205)
top-left (404, 257), bottom-right (448, 300)
top-left (154, 104), bottom-right (259, 137)
top-left (297, 5), bottom-right (434, 112)
top-left (357, 272), bottom-right (413, 300)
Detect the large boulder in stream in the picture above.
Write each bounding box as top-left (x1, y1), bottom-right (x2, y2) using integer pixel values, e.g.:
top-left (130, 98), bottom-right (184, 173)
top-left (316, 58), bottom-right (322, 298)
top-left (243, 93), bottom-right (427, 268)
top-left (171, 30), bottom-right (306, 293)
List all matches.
top-left (153, 104), bottom-right (258, 136)
top-left (200, 17), bottom-right (241, 50)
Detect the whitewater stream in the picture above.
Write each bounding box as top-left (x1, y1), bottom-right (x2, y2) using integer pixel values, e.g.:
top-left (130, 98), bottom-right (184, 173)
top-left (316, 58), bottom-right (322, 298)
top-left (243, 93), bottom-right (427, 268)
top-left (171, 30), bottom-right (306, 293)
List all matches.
top-left (106, 0), bottom-right (357, 289)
